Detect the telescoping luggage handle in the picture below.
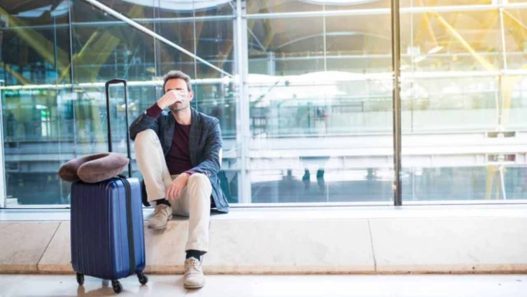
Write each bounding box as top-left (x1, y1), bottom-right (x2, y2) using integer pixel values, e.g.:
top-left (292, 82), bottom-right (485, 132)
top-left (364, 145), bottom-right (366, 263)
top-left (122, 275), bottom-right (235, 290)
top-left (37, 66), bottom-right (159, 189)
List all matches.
top-left (105, 79), bottom-right (132, 178)
top-left (105, 79), bottom-right (138, 277)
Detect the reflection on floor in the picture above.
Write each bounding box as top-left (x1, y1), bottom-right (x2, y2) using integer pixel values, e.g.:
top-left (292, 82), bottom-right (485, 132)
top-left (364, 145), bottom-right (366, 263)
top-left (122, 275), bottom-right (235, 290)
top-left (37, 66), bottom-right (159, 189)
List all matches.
top-left (0, 274), bottom-right (526, 297)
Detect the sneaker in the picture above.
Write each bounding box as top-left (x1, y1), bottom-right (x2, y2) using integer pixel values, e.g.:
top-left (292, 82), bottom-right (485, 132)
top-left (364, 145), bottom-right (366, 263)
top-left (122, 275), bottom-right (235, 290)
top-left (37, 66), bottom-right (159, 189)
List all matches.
top-left (183, 257), bottom-right (205, 289)
top-left (147, 204), bottom-right (172, 230)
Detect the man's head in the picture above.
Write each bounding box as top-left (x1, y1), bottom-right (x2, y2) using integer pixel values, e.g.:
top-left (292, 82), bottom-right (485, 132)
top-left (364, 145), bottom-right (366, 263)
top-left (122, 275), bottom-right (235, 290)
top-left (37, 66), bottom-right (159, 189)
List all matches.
top-left (163, 70), bottom-right (192, 93)
top-left (162, 70), bottom-right (194, 112)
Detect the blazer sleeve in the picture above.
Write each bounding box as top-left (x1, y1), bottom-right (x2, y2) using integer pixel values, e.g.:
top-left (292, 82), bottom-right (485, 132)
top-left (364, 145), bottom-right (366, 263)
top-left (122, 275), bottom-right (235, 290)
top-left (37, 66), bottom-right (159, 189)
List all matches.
top-left (129, 112), bottom-right (160, 141)
top-left (189, 118), bottom-right (222, 177)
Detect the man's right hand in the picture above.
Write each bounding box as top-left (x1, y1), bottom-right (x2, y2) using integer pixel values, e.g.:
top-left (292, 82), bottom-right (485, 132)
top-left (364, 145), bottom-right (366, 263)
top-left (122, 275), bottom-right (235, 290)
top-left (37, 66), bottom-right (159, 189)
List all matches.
top-left (156, 90), bottom-right (179, 109)
top-left (166, 173), bottom-right (190, 202)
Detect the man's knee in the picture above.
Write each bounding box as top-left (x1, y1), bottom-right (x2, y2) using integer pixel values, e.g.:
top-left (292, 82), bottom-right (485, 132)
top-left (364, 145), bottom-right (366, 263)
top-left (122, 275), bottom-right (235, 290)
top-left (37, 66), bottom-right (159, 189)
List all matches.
top-left (188, 173), bottom-right (211, 188)
top-left (135, 129), bottom-right (158, 144)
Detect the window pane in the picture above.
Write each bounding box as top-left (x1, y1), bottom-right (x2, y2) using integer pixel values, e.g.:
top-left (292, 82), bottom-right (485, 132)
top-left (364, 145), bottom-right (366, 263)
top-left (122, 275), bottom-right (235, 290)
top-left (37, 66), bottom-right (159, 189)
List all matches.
top-left (153, 0), bottom-right (234, 17)
top-left (1, 1), bottom-right (73, 206)
top-left (248, 0), bottom-right (326, 14)
top-left (401, 4), bottom-right (527, 201)
top-left (400, 76), bottom-right (498, 132)
top-left (402, 166), bottom-right (527, 201)
top-left (71, 1), bottom-right (156, 83)
top-left (155, 18), bottom-right (233, 78)
top-left (400, 10), bottom-right (503, 71)
top-left (247, 5), bottom-right (393, 203)
top-left (2, 87), bottom-right (71, 205)
top-left (195, 19), bottom-right (234, 79)
top-left (156, 20), bottom-right (197, 76)
top-left (249, 17), bottom-right (325, 75)
top-left (503, 6), bottom-right (527, 69)
top-left (400, 0), bottom-right (493, 7)
top-left (0, 1), bottom-right (71, 85)
top-left (248, 0), bottom-right (388, 14)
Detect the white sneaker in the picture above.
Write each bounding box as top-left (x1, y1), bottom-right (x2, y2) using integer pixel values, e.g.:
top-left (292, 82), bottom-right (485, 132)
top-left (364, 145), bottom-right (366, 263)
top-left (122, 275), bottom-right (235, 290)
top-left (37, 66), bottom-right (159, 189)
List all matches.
top-left (147, 204), bottom-right (172, 230)
top-left (183, 257), bottom-right (205, 289)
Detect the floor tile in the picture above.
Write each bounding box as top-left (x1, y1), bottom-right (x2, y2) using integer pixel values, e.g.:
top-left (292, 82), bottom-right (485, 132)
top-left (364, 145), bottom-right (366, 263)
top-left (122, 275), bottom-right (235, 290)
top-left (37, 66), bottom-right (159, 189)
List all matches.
top-left (0, 222), bottom-right (59, 273)
top-left (0, 274), bottom-right (526, 297)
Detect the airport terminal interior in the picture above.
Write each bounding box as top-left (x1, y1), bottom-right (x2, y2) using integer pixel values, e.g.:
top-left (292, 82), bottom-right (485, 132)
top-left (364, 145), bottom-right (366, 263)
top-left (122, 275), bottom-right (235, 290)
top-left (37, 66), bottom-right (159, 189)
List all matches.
top-left (0, 0), bottom-right (526, 296)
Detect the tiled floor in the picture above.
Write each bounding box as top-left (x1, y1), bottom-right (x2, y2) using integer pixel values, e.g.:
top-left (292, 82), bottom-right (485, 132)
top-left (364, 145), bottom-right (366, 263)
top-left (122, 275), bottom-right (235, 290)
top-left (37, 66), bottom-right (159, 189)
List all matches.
top-left (0, 274), bottom-right (526, 297)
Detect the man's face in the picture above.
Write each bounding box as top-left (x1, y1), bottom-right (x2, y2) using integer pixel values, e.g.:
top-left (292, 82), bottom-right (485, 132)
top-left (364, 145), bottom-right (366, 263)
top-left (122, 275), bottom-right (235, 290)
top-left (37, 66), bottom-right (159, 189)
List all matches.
top-left (164, 78), bottom-right (193, 112)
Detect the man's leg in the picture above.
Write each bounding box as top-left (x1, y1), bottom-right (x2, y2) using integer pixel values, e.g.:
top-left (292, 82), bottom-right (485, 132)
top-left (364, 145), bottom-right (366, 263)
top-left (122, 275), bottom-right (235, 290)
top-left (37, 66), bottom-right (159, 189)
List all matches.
top-left (171, 173), bottom-right (212, 289)
top-left (134, 129), bottom-right (173, 229)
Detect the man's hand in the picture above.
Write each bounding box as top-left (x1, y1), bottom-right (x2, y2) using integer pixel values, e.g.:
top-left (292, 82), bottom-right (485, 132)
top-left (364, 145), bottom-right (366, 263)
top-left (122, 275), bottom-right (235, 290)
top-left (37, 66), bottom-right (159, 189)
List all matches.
top-left (156, 90), bottom-right (180, 109)
top-left (166, 173), bottom-right (190, 201)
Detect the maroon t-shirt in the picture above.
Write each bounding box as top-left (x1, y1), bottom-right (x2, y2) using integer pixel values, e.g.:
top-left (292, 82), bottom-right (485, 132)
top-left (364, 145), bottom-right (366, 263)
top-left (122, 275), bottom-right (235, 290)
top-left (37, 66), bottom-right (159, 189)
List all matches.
top-left (166, 123), bottom-right (192, 174)
top-left (146, 103), bottom-right (193, 175)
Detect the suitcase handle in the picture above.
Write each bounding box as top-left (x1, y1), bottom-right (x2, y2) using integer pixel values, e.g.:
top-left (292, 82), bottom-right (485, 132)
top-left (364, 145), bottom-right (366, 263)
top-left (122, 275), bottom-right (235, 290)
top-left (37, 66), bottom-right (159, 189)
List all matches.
top-left (118, 176), bottom-right (137, 273)
top-left (105, 79), bottom-right (132, 177)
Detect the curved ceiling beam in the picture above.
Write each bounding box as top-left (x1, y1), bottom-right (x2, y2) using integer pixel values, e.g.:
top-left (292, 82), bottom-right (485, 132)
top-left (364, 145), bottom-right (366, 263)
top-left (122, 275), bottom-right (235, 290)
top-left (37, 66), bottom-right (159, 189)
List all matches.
top-left (431, 12), bottom-right (495, 71)
top-left (0, 4), bottom-right (69, 84)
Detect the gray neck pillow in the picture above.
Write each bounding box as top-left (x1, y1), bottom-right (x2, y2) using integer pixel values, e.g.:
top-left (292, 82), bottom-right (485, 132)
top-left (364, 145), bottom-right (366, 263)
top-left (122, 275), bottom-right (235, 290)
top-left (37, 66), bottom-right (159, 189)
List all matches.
top-left (58, 152), bottom-right (129, 183)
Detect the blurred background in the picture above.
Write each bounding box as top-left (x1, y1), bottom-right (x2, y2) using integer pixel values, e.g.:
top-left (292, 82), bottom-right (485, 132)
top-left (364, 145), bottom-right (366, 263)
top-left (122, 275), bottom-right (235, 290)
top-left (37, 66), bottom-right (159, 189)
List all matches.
top-left (0, 0), bottom-right (526, 207)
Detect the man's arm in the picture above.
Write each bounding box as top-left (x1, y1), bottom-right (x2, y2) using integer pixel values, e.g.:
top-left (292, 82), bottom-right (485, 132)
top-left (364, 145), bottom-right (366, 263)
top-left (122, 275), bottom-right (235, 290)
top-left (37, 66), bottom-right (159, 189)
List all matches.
top-left (130, 91), bottom-right (181, 140)
top-left (129, 106), bottom-right (160, 140)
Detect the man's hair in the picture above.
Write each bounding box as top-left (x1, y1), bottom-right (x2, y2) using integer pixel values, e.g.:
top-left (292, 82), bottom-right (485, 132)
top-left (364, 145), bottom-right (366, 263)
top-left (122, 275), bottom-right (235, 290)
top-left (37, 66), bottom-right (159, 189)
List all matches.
top-left (162, 70), bottom-right (192, 92)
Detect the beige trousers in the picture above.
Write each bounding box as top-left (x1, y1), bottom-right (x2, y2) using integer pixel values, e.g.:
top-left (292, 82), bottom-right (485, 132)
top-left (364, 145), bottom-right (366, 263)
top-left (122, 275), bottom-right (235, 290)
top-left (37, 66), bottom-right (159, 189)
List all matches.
top-left (134, 129), bottom-right (211, 252)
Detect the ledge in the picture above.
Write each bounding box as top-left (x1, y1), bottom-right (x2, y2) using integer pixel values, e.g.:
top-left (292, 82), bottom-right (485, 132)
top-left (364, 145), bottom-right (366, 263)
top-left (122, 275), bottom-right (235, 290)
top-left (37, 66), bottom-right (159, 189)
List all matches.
top-left (1, 205), bottom-right (526, 274)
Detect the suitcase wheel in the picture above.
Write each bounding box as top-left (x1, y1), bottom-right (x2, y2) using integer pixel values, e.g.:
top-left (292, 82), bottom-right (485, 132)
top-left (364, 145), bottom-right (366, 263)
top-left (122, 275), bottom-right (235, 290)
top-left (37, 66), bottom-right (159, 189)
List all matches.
top-left (137, 272), bottom-right (148, 285)
top-left (111, 280), bottom-right (122, 294)
top-left (76, 273), bottom-right (84, 286)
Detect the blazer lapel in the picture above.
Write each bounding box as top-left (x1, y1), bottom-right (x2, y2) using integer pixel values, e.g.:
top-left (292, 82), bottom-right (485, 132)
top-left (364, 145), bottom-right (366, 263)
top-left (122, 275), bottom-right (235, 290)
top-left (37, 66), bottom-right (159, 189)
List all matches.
top-left (165, 113), bottom-right (176, 155)
top-left (189, 108), bottom-right (199, 165)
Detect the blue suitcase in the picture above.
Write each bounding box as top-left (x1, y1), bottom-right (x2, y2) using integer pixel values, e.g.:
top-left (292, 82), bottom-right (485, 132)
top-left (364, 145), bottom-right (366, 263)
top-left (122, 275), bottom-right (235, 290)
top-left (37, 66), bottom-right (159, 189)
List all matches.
top-left (70, 79), bottom-right (147, 293)
top-left (71, 177), bottom-right (147, 292)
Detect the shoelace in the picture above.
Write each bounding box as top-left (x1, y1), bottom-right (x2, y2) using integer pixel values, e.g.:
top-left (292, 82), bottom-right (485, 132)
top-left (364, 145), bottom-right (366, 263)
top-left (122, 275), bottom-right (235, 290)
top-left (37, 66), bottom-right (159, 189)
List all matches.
top-left (185, 259), bottom-right (201, 275)
top-left (153, 205), bottom-right (167, 216)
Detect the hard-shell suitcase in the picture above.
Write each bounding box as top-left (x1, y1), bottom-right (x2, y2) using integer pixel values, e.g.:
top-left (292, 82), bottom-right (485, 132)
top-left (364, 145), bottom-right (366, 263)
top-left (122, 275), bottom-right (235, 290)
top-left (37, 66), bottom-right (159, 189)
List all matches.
top-left (70, 79), bottom-right (147, 293)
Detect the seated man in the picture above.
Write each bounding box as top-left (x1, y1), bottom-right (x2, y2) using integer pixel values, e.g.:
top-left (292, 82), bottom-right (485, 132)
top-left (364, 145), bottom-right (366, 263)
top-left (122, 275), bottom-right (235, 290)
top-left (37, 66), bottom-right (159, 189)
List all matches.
top-left (129, 70), bottom-right (229, 289)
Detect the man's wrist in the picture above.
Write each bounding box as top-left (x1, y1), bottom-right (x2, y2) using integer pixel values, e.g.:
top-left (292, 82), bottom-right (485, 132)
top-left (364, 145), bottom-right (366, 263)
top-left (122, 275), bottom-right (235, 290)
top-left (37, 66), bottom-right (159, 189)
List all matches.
top-left (177, 172), bottom-right (191, 179)
top-left (146, 103), bottom-right (163, 117)
top-left (156, 101), bottom-right (165, 109)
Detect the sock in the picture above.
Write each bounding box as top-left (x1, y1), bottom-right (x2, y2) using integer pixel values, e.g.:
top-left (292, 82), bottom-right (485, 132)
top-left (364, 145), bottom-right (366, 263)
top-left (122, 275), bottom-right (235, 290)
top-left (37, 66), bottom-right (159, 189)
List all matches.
top-left (186, 250), bottom-right (206, 261)
top-left (155, 198), bottom-right (170, 207)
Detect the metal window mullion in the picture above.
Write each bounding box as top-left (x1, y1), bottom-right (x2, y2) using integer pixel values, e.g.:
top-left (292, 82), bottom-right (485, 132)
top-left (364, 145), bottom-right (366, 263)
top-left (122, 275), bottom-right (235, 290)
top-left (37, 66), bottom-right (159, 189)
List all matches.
top-left (0, 80), bottom-right (5, 208)
top-left (153, 0), bottom-right (160, 78)
top-left (192, 0), bottom-right (198, 82)
top-left (392, 0), bottom-right (402, 206)
top-left (68, 1), bottom-right (78, 160)
top-left (497, 2), bottom-right (509, 199)
top-left (235, 0), bottom-right (251, 203)
top-left (498, 6), bottom-right (508, 71)
top-left (322, 5), bottom-right (327, 72)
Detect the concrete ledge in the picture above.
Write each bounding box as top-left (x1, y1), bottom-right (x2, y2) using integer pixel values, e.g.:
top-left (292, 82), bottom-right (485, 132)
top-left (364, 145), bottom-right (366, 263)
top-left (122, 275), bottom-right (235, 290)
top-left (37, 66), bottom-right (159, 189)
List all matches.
top-left (0, 222), bottom-right (59, 273)
top-left (1, 205), bottom-right (526, 274)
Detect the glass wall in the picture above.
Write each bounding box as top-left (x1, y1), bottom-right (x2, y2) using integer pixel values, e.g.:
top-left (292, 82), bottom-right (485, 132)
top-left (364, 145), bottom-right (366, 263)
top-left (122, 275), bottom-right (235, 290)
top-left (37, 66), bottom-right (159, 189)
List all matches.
top-left (0, 0), bottom-right (238, 206)
top-left (1, 0), bottom-right (526, 207)
top-left (400, 1), bottom-right (527, 201)
top-left (246, 1), bottom-right (393, 203)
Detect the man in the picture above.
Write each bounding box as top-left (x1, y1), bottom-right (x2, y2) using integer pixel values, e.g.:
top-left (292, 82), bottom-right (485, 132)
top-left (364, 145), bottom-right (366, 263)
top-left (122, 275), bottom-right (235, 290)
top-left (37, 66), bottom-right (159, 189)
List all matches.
top-left (129, 70), bottom-right (229, 289)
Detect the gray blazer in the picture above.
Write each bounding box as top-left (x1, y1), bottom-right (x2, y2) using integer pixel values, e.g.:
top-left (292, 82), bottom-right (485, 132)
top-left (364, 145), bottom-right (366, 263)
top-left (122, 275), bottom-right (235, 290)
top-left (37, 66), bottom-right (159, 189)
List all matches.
top-left (129, 107), bottom-right (229, 213)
